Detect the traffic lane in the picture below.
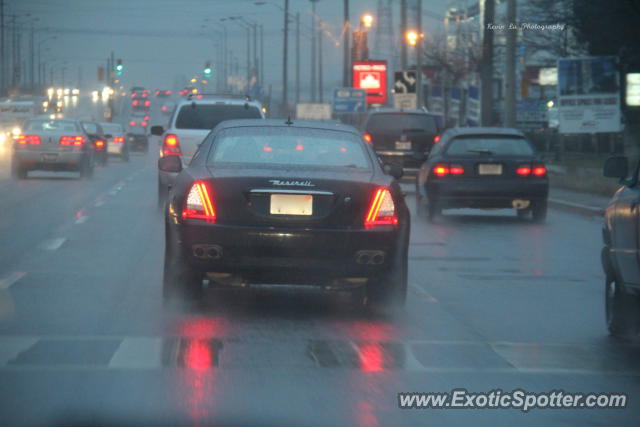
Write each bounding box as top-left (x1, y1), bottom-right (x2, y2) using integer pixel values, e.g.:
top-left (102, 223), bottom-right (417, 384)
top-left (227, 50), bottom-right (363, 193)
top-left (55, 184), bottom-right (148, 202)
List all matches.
top-left (0, 165), bottom-right (639, 425)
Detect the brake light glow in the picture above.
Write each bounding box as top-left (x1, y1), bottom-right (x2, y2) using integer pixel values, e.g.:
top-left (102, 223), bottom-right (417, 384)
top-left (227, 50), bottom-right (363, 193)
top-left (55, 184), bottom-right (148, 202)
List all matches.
top-left (95, 140), bottom-right (105, 150)
top-left (131, 93), bottom-right (137, 98)
top-left (17, 135), bottom-right (41, 145)
top-left (113, 136), bottom-right (124, 143)
top-left (365, 187), bottom-right (398, 229)
top-left (433, 165), bottom-right (449, 177)
top-left (141, 121), bottom-right (148, 127)
top-left (533, 166), bottom-right (547, 176)
top-left (434, 135), bottom-right (441, 143)
top-left (363, 133), bottom-right (372, 143)
top-left (165, 90), bottom-right (171, 95)
top-left (132, 100), bottom-right (139, 106)
top-left (129, 121), bottom-right (136, 126)
top-left (161, 105), bottom-right (168, 111)
top-left (144, 115), bottom-right (150, 121)
top-left (144, 100), bottom-right (151, 107)
top-left (263, 146), bottom-right (272, 152)
top-left (182, 181), bottom-right (216, 222)
top-left (450, 164), bottom-right (465, 175)
top-left (163, 133), bottom-right (181, 155)
top-left (516, 167), bottom-right (531, 176)
top-left (59, 135), bottom-right (85, 147)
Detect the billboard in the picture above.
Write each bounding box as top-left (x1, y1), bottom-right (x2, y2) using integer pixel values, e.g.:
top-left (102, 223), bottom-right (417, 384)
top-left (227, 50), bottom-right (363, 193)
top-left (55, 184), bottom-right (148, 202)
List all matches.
top-left (557, 57), bottom-right (622, 134)
top-left (352, 60), bottom-right (388, 105)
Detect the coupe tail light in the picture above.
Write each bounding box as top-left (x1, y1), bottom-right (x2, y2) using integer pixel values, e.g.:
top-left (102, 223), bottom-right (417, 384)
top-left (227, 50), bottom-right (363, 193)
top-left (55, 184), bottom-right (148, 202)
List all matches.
top-left (59, 135), bottom-right (85, 148)
top-left (95, 140), bottom-right (105, 150)
top-left (132, 100), bottom-right (139, 106)
top-left (434, 135), bottom-right (441, 143)
top-left (450, 164), bottom-right (465, 175)
top-left (162, 133), bottom-right (181, 156)
top-left (131, 93), bottom-right (137, 98)
top-left (17, 135), bottom-right (41, 145)
top-left (182, 181), bottom-right (216, 222)
top-left (433, 164), bottom-right (449, 177)
top-left (516, 166), bottom-right (531, 176)
top-left (113, 136), bottom-right (124, 143)
top-left (161, 105), bottom-right (168, 111)
top-left (144, 100), bottom-right (151, 107)
top-left (165, 90), bottom-right (171, 95)
top-left (129, 121), bottom-right (137, 126)
top-left (533, 165), bottom-right (547, 176)
top-left (363, 133), bottom-right (372, 143)
top-left (141, 121), bottom-right (148, 127)
top-left (365, 187), bottom-right (398, 229)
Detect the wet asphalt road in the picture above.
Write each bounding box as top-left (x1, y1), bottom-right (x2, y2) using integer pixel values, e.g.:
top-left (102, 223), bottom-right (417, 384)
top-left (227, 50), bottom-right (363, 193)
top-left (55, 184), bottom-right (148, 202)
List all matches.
top-left (0, 117), bottom-right (639, 426)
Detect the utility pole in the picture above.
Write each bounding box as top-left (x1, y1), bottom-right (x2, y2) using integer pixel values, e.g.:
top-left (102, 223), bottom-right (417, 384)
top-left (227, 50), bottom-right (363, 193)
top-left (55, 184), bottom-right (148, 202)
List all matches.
top-left (295, 12), bottom-right (300, 104)
top-left (30, 22), bottom-right (34, 91)
top-left (416, 0), bottom-right (423, 108)
top-left (504, 0), bottom-right (517, 127)
top-left (480, 0), bottom-right (495, 126)
top-left (342, 0), bottom-right (350, 87)
top-left (400, 0), bottom-right (407, 70)
top-left (310, 0), bottom-right (319, 102)
top-left (260, 24), bottom-right (264, 89)
top-left (318, 20), bottom-right (323, 102)
top-left (283, 0), bottom-right (289, 110)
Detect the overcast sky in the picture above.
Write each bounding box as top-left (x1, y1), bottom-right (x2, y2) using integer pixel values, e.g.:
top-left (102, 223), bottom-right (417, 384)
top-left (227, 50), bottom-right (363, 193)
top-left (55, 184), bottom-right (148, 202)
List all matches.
top-left (9, 0), bottom-right (449, 100)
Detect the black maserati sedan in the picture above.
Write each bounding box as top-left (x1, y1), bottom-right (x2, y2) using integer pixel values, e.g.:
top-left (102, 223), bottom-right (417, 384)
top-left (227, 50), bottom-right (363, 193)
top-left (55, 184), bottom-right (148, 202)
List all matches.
top-left (415, 127), bottom-right (549, 222)
top-left (159, 119), bottom-right (410, 309)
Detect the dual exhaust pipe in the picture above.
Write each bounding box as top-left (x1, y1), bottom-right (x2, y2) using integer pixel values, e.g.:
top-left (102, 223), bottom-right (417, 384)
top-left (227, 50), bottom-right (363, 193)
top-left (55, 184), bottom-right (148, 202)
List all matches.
top-left (192, 244), bottom-right (223, 260)
top-left (355, 250), bottom-right (385, 265)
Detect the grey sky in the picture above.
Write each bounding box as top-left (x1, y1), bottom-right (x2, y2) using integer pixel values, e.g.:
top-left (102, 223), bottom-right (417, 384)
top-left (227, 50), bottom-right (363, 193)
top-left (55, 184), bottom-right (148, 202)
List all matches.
top-left (9, 0), bottom-right (448, 100)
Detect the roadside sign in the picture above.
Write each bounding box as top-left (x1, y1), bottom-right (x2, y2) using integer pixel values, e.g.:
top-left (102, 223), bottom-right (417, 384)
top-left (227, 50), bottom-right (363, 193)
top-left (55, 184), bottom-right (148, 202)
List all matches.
top-left (393, 93), bottom-right (417, 109)
top-left (332, 88), bottom-right (366, 113)
top-left (394, 71), bottom-right (416, 94)
top-left (295, 103), bottom-right (332, 120)
top-left (557, 56), bottom-right (622, 134)
top-left (353, 60), bottom-right (388, 105)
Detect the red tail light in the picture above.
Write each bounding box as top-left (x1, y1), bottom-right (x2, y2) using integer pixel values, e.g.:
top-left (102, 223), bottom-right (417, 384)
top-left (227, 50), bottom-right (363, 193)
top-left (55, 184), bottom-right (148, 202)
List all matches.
top-left (162, 133), bottom-right (181, 156)
top-left (141, 121), bottom-right (148, 127)
top-left (95, 140), bottom-right (105, 150)
top-left (533, 166), bottom-right (547, 176)
top-left (144, 115), bottom-right (150, 121)
top-left (113, 136), bottom-right (124, 143)
top-left (142, 92), bottom-right (148, 98)
top-left (450, 164), bottom-right (465, 175)
top-left (131, 93), bottom-right (137, 98)
top-left (433, 164), bottom-right (449, 177)
top-left (434, 135), bottom-right (441, 143)
top-left (364, 187), bottom-right (398, 229)
top-left (516, 166), bottom-right (531, 176)
top-left (182, 181), bottom-right (216, 222)
top-left (17, 135), bottom-right (41, 145)
top-left (165, 90), bottom-right (171, 95)
top-left (129, 121), bottom-right (137, 126)
top-left (363, 133), bottom-right (372, 143)
top-left (161, 105), bottom-right (168, 111)
top-left (144, 100), bottom-right (151, 107)
top-left (132, 100), bottom-right (139, 106)
top-left (59, 135), bottom-right (85, 147)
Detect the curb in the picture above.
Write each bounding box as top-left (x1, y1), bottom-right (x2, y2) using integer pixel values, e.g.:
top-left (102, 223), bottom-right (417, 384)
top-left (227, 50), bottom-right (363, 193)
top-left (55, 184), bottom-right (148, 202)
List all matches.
top-left (548, 198), bottom-right (604, 218)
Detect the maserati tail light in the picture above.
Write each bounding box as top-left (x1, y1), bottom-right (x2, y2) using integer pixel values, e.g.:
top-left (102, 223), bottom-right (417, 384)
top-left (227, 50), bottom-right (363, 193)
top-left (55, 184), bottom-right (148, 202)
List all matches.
top-left (365, 187), bottom-right (398, 229)
top-left (182, 181), bottom-right (216, 222)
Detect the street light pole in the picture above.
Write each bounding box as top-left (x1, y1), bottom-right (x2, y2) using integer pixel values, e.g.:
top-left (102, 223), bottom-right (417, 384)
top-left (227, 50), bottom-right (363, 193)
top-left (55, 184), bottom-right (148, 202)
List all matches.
top-left (318, 20), bottom-right (323, 102)
top-left (416, 0), bottom-right (423, 109)
top-left (295, 12), bottom-right (300, 104)
top-left (283, 0), bottom-right (289, 110)
top-left (310, 0), bottom-right (319, 102)
top-left (400, 0), bottom-right (407, 70)
top-left (342, 0), bottom-right (349, 87)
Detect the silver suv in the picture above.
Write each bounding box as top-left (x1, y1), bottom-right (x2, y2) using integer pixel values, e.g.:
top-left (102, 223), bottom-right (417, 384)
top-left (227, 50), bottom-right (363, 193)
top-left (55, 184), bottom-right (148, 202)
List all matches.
top-left (152, 95), bottom-right (264, 204)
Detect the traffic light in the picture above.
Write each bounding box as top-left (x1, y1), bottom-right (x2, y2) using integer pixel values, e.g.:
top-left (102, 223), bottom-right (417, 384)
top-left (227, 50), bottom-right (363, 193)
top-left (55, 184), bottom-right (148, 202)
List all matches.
top-left (203, 61), bottom-right (212, 78)
top-left (115, 59), bottom-right (123, 76)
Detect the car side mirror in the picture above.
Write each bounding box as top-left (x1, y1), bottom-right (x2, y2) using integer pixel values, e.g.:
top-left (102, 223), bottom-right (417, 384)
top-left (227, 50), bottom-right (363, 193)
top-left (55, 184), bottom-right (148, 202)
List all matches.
top-left (158, 155), bottom-right (182, 173)
top-left (603, 156), bottom-right (628, 180)
top-left (383, 163), bottom-right (403, 180)
top-left (150, 125), bottom-right (164, 136)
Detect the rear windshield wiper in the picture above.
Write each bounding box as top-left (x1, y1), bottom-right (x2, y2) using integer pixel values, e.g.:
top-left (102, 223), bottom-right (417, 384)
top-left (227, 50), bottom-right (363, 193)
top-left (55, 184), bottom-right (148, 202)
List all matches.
top-left (467, 149), bottom-right (494, 156)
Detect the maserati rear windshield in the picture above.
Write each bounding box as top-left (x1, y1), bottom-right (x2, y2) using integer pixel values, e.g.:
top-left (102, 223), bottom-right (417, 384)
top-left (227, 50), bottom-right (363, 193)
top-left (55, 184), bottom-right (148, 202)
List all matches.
top-left (208, 127), bottom-right (371, 170)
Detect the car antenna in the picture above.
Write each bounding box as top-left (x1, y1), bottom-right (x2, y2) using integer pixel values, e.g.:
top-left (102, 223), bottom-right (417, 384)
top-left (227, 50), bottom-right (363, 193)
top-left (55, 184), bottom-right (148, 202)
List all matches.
top-left (285, 116), bottom-right (293, 125)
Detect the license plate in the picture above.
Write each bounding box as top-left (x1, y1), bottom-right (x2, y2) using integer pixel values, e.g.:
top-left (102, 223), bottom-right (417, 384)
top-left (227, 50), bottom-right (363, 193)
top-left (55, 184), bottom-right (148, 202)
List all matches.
top-left (270, 194), bottom-right (313, 215)
top-left (478, 164), bottom-right (502, 175)
top-left (41, 153), bottom-right (58, 163)
top-left (395, 141), bottom-right (412, 150)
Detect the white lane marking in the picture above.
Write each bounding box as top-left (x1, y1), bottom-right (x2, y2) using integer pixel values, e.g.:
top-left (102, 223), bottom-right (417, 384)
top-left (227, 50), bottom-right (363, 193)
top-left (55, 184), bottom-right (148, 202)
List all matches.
top-left (0, 337), bottom-right (38, 365)
top-left (108, 337), bottom-right (163, 369)
top-left (75, 216), bottom-right (89, 224)
top-left (38, 237), bottom-right (67, 251)
top-left (0, 272), bottom-right (26, 290)
top-left (409, 283), bottom-right (438, 303)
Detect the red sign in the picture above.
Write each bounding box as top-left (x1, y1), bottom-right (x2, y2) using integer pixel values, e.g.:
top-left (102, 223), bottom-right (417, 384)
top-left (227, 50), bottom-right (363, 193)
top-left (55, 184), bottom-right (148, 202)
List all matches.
top-left (352, 60), bottom-right (388, 105)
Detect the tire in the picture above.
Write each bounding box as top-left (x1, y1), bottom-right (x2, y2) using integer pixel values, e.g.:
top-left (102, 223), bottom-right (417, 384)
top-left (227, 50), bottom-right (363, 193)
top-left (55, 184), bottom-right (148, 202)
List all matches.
top-left (532, 199), bottom-right (547, 223)
top-left (366, 237), bottom-right (408, 311)
top-left (11, 159), bottom-right (27, 179)
top-left (605, 275), bottom-right (639, 339)
top-left (163, 226), bottom-right (202, 303)
top-left (427, 197), bottom-right (442, 223)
